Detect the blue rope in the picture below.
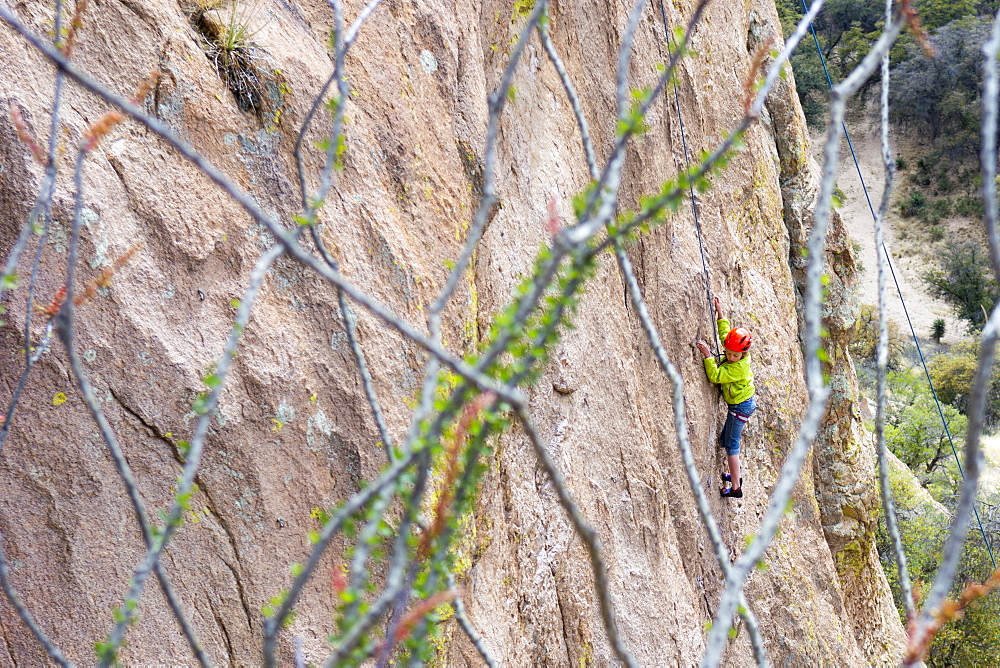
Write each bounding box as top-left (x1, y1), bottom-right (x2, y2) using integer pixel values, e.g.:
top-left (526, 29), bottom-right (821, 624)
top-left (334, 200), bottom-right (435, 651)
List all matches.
top-left (799, 0), bottom-right (997, 571)
top-left (657, 0), bottom-right (719, 355)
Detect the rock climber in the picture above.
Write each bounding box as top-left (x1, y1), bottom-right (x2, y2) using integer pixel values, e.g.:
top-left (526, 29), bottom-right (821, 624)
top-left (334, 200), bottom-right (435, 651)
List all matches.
top-left (695, 295), bottom-right (756, 498)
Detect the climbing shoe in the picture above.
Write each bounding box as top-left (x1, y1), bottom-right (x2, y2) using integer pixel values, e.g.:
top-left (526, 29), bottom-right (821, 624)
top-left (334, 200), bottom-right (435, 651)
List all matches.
top-left (720, 486), bottom-right (743, 498)
top-left (720, 473), bottom-right (742, 487)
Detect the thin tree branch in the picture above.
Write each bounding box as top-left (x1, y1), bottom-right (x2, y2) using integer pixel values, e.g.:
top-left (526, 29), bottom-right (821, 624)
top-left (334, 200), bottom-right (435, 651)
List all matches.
top-left (0, 2), bottom-right (65, 452)
top-left (570, 0), bottom-right (710, 237)
top-left (92, 242), bottom-right (281, 662)
top-left (56, 148), bottom-right (208, 667)
top-left (447, 570), bottom-right (496, 668)
top-left (322, 457), bottom-right (429, 667)
top-left (293, 0), bottom-right (384, 207)
top-left (537, 20), bottom-right (598, 180)
top-left (0, 532), bottom-right (71, 666)
top-left (299, 6), bottom-right (396, 460)
top-left (407, 0), bottom-right (547, 485)
top-left (615, 0), bottom-right (650, 120)
top-left (429, 0), bottom-right (547, 317)
top-left (702, 10), bottom-right (907, 665)
top-left (591, 0), bottom-right (827, 253)
top-left (611, 242), bottom-right (766, 666)
top-left (341, 491), bottom-right (393, 622)
top-left (515, 406), bottom-right (636, 668)
top-left (263, 446), bottom-right (421, 656)
top-left (874, 0), bottom-right (914, 623)
top-left (981, 9), bottom-right (1000, 281)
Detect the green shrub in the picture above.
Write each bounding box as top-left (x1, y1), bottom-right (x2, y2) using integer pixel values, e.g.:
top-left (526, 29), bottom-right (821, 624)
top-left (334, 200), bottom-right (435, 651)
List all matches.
top-left (925, 507), bottom-right (1000, 667)
top-left (929, 198), bottom-right (951, 222)
top-left (954, 195), bottom-right (984, 218)
top-left (851, 304), bottom-right (909, 372)
top-left (922, 240), bottom-right (1000, 331)
top-left (884, 370), bottom-right (966, 487)
top-left (928, 339), bottom-right (1000, 429)
top-left (901, 190), bottom-right (927, 218)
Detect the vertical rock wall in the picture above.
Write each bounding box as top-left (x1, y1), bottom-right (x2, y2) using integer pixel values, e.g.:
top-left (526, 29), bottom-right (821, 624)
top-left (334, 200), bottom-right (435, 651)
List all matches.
top-left (760, 28), bottom-right (907, 667)
top-left (0, 0), bottom-right (904, 664)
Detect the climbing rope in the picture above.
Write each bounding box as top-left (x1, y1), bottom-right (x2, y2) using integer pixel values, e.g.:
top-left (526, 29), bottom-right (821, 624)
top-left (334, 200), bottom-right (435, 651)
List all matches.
top-left (657, 0), bottom-right (720, 355)
top-left (798, 0), bottom-right (998, 571)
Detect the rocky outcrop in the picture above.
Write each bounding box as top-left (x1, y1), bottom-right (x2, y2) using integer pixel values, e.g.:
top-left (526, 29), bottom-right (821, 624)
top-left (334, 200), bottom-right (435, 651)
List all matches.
top-left (761, 31), bottom-right (907, 667)
top-left (0, 0), bottom-right (904, 664)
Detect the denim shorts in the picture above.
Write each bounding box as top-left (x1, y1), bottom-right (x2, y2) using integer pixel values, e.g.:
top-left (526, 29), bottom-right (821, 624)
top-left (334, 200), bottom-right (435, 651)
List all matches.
top-left (720, 396), bottom-right (756, 456)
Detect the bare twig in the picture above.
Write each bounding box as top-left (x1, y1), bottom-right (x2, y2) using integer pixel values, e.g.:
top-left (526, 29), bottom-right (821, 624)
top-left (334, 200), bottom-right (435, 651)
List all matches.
top-left (702, 9), bottom-right (907, 664)
top-left (429, 0), bottom-right (547, 317)
top-left (874, 0), bottom-right (914, 623)
top-left (615, 0), bottom-right (650, 119)
top-left (86, 233), bottom-right (279, 663)
top-left (0, 533), bottom-right (70, 666)
top-left (447, 571), bottom-right (497, 668)
top-left (981, 10), bottom-right (1000, 281)
top-left (570, 0), bottom-right (710, 238)
top-left (592, 0), bottom-right (826, 253)
top-left (515, 406), bottom-right (636, 668)
top-left (299, 1), bottom-right (396, 460)
top-left (537, 20), bottom-right (598, 180)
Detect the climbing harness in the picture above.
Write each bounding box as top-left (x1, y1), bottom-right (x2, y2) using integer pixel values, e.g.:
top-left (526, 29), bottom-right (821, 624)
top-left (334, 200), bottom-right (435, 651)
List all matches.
top-left (798, 0), bottom-right (997, 571)
top-left (657, 0), bottom-right (719, 355)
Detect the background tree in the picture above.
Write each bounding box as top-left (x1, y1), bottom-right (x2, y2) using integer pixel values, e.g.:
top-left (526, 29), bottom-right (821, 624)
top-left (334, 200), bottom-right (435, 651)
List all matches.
top-left (851, 303), bottom-right (908, 371)
top-left (928, 340), bottom-right (1000, 429)
top-left (884, 370), bottom-right (966, 492)
top-left (778, 0), bottom-right (995, 127)
top-left (922, 239), bottom-right (1000, 331)
top-left (891, 17), bottom-right (993, 156)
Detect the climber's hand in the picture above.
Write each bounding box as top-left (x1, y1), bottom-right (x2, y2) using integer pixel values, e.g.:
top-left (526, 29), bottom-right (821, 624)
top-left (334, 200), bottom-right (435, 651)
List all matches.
top-left (695, 340), bottom-right (711, 358)
top-left (713, 295), bottom-right (723, 318)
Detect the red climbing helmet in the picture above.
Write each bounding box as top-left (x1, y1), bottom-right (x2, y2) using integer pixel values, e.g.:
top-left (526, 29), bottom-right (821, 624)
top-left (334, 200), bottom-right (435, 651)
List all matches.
top-left (723, 327), bottom-right (752, 353)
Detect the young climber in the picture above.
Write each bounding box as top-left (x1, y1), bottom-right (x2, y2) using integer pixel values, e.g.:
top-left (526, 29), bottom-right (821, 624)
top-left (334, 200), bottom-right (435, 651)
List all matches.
top-left (695, 295), bottom-right (756, 499)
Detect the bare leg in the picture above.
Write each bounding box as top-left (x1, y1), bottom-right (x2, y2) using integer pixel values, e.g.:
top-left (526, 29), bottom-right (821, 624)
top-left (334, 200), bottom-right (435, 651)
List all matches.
top-left (728, 454), bottom-right (741, 489)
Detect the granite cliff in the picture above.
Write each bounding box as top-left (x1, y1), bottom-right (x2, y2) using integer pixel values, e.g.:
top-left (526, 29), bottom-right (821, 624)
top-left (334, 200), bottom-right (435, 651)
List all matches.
top-left (0, 0), bottom-right (906, 664)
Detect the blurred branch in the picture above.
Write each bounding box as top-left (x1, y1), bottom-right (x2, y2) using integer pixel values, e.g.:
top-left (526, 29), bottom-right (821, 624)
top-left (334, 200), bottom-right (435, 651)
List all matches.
top-left (874, 0), bottom-right (914, 624)
top-left (702, 7), bottom-right (907, 664)
top-left (516, 406), bottom-right (636, 667)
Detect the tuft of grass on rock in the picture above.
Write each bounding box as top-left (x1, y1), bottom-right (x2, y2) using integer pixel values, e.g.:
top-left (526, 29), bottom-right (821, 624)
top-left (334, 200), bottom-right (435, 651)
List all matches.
top-left (188, 0), bottom-right (286, 122)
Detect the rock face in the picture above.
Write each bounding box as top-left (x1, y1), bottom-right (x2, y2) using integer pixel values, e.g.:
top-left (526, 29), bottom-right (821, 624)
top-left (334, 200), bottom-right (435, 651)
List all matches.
top-left (0, 0), bottom-right (905, 665)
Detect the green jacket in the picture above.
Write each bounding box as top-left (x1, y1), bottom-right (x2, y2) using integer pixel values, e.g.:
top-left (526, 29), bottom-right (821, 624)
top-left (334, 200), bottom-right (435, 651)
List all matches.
top-left (703, 318), bottom-right (755, 405)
